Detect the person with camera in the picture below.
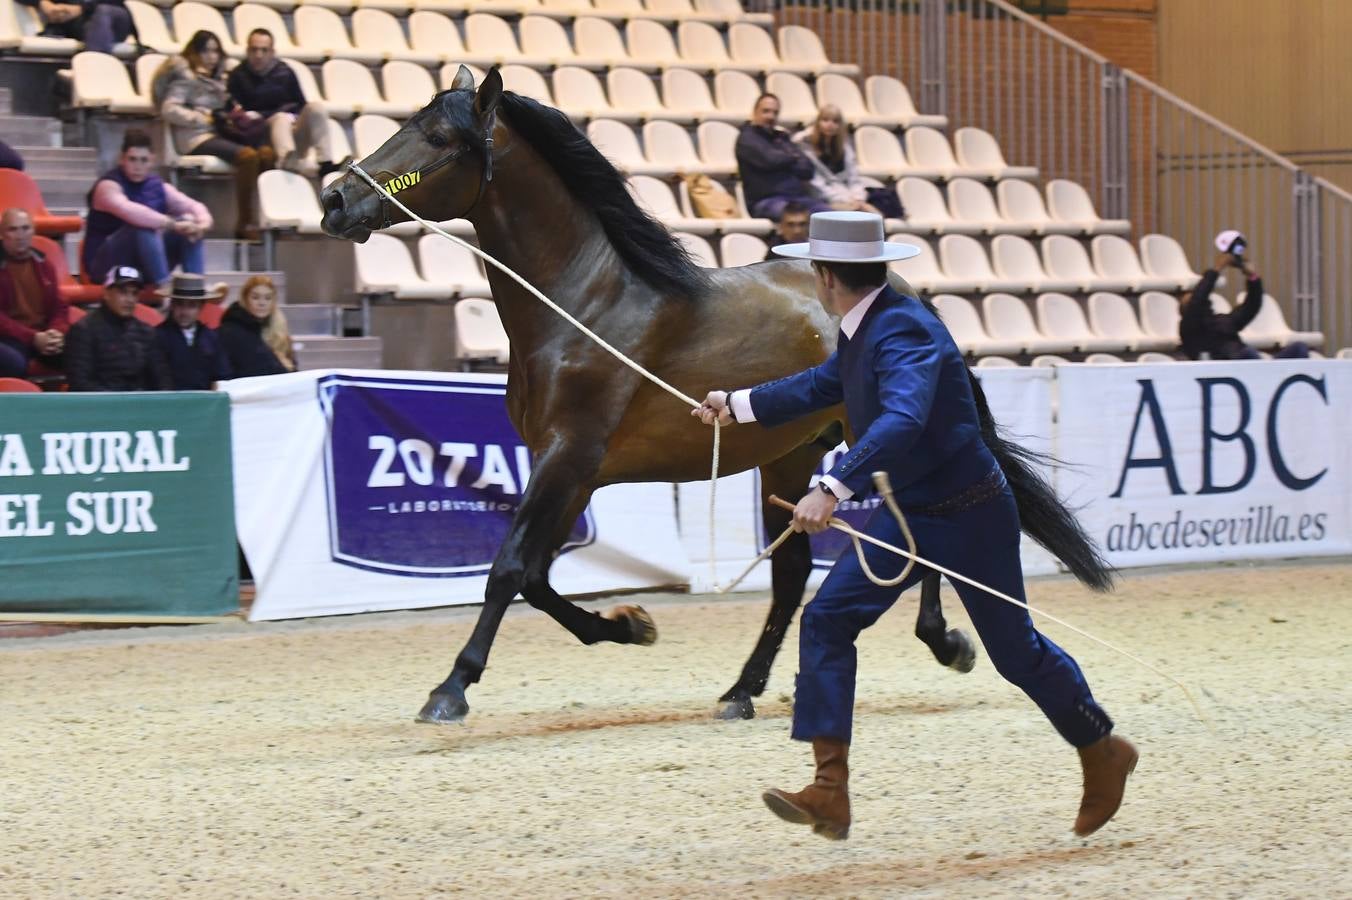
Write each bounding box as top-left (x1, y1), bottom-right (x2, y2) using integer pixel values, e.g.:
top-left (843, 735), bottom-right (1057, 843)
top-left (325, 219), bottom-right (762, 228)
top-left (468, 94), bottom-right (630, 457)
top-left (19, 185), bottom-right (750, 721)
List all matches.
top-left (1179, 230), bottom-right (1309, 361)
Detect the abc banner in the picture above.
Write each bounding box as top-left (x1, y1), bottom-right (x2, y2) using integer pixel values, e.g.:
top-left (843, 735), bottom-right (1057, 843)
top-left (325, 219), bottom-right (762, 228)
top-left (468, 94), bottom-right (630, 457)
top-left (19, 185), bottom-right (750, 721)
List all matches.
top-left (0, 392), bottom-right (238, 619)
top-left (1056, 360), bottom-right (1352, 567)
top-left (224, 371), bottom-right (690, 621)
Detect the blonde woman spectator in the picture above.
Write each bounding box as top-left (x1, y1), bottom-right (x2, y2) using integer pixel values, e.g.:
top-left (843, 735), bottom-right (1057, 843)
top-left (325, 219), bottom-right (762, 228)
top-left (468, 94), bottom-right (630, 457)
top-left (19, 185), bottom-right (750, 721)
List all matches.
top-left (794, 105), bottom-right (903, 219)
top-left (218, 275), bottom-right (295, 376)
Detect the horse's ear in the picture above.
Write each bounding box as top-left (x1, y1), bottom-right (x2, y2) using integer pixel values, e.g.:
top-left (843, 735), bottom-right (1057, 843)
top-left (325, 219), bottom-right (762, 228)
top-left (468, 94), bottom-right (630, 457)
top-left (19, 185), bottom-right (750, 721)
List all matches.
top-left (474, 67), bottom-right (504, 120)
top-left (449, 64), bottom-right (476, 92)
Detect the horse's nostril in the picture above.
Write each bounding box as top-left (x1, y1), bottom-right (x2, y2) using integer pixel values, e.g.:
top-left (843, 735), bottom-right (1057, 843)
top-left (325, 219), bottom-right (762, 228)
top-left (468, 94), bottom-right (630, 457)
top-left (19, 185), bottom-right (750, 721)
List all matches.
top-left (322, 188), bottom-right (345, 213)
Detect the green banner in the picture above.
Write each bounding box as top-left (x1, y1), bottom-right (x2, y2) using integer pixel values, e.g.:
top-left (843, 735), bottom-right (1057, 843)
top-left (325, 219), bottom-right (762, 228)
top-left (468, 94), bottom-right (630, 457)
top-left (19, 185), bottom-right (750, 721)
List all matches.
top-left (0, 392), bottom-right (238, 619)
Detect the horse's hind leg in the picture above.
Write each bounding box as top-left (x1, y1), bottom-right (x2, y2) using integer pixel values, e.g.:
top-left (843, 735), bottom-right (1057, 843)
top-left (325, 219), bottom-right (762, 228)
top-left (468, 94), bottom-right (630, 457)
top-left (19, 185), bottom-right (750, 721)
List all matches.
top-left (717, 443), bottom-right (823, 721)
top-left (915, 572), bottom-right (977, 673)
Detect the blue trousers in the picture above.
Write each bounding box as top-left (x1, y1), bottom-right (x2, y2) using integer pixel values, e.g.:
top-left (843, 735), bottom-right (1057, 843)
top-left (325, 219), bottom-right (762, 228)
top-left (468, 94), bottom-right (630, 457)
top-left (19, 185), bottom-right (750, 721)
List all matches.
top-left (82, 5), bottom-right (132, 54)
top-left (793, 476), bottom-right (1113, 748)
top-left (87, 225), bottom-right (205, 286)
top-left (0, 336), bottom-right (30, 378)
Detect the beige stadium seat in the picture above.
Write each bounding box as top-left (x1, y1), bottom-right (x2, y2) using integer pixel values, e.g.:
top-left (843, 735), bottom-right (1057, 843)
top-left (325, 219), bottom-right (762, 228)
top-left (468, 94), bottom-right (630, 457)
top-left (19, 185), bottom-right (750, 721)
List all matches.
top-left (731, 182), bottom-right (774, 230)
top-left (576, 17), bottom-right (655, 72)
top-left (1030, 354), bottom-right (1070, 368)
top-left (161, 118), bottom-right (233, 175)
top-left (354, 113), bottom-right (401, 157)
top-left (1085, 352), bottom-right (1124, 364)
top-left (71, 51), bottom-right (153, 114)
top-left (1041, 234), bottom-right (1132, 293)
top-left (975, 355), bottom-right (1018, 368)
top-left (677, 180), bottom-right (771, 234)
top-left (439, 63), bottom-right (488, 91)
top-left (990, 235), bottom-right (1078, 294)
top-left (521, 15), bottom-right (602, 69)
top-left (554, 66), bottom-right (628, 120)
top-left (499, 64), bottom-right (554, 104)
top-left (864, 75), bottom-right (947, 130)
top-left (1136, 351), bottom-right (1176, 363)
top-left (538, 0), bottom-right (598, 19)
top-left (629, 175), bottom-right (716, 233)
top-left (676, 21), bottom-right (757, 74)
top-left (418, 235), bottom-right (493, 297)
top-left (853, 126), bottom-right (912, 180)
top-left (996, 179), bottom-right (1077, 236)
top-left (765, 72), bottom-right (816, 128)
top-left (322, 59), bottom-right (406, 117)
top-left (815, 74), bottom-right (899, 129)
top-left (778, 25), bottom-right (858, 76)
top-left (697, 0), bottom-right (771, 26)
top-left (409, 12), bottom-right (480, 67)
top-left (897, 178), bottom-right (979, 236)
top-left (594, 0), bottom-right (652, 19)
top-left (3, 0), bottom-right (80, 54)
top-left (1035, 292), bottom-right (1124, 354)
top-left (727, 22), bottom-right (813, 76)
top-left (296, 6), bottom-right (383, 63)
top-left (1091, 235), bottom-right (1178, 293)
top-left (356, 234), bottom-right (450, 299)
top-left (465, 13), bottom-right (550, 68)
top-left (1239, 293), bottom-right (1324, 349)
top-left (982, 293), bottom-right (1074, 355)
top-left (356, 0), bottom-right (414, 12)
top-left (953, 127), bottom-right (1037, 181)
top-left (122, 2), bottom-right (177, 53)
top-left (283, 57), bottom-right (327, 106)
top-left (675, 231), bottom-right (719, 267)
top-left (948, 178), bottom-right (1031, 235)
top-left (298, 0), bottom-right (357, 10)
top-left (1138, 233), bottom-right (1201, 290)
top-left (1046, 179), bottom-right (1130, 235)
top-left (940, 235), bottom-right (1024, 293)
top-left (352, 9), bottom-right (439, 65)
top-left (454, 298), bottom-right (510, 365)
top-left (173, 2), bottom-right (242, 55)
top-left (696, 120), bottom-right (739, 174)
top-left (1139, 291), bottom-right (1182, 343)
top-left (905, 127), bottom-right (989, 180)
top-left (646, 0), bottom-right (723, 23)
top-left (662, 68), bottom-right (740, 123)
top-left (1087, 291), bottom-right (1173, 353)
top-left (713, 69), bottom-right (760, 121)
top-left (382, 61), bottom-right (439, 114)
top-left (932, 294), bottom-right (1023, 357)
top-left (720, 232), bottom-right (768, 266)
top-left (134, 51), bottom-right (170, 108)
top-left (885, 234), bottom-right (959, 293)
top-left (587, 119), bottom-right (666, 175)
top-left (258, 169), bottom-right (326, 235)
top-left (643, 120), bottom-right (720, 175)
top-left (626, 18), bottom-right (684, 68)
top-left (235, 5), bottom-right (323, 63)
top-left (608, 66), bottom-right (691, 122)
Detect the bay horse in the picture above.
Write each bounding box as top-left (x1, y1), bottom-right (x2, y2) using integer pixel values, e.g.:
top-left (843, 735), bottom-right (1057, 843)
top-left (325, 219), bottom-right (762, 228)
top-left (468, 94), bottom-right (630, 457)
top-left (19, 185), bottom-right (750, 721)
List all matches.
top-left (320, 67), bottom-right (1113, 724)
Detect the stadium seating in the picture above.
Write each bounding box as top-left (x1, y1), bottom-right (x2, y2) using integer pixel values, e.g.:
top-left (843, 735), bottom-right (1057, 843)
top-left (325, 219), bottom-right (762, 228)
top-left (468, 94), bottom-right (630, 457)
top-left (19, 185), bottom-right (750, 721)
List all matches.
top-left (1035, 292), bottom-right (1124, 354)
top-left (891, 234), bottom-right (975, 293)
top-left (520, 15), bottom-right (601, 69)
top-left (896, 179), bottom-right (980, 235)
top-left (1086, 291), bottom-right (1175, 352)
top-left (674, 230), bottom-right (718, 267)
top-left (939, 235), bottom-right (1023, 293)
top-left (417, 235), bottom-right (493, 298)
top-left (1045, 179), bottom-right (1130, 236)
top-left (777, 25), bottom-right (857, 76)
top-left (1091, 235), bottom-right (1179, 293)
top-left (498, 64), bottom-right (552, 103)
top-left (932, 294), bottom-right (1023, 357)
top-left (727, 21), bottom-right (813, 77)
top-left (1030, 354), bottom-right (1069, 367)
top-left (677, 21), bottom-right (758, 74)
top-left (990, 235), bottom-right (1078, 294)
top-left (643, 120), bottom-right (723, 174)
top-left (322, 59), bottom-right (408, 117)
top-left (719, 232), bottom-right (767, 267)
top-left (31, 235), bottom-right (101, 304)
top-left (947, 178), bottom-right (1031, 235)
top-left (296, 6), bottom-right (383, 64)
top-left (1041, 234), bottom-right (1132, 293)
top-left (354, 233), bottom-right (449, 300)
top-left (1138, 233), bottom-right (1202, 290)
top-left (765, 72), bottom-right (817, 127)
top-left (677, 179), bottom-right (770, 234)
top-left (1137, 352), bottom-right (1177, 363)
top-left (626, 18), bottom-right (683, 68)
top-left (410, 12), bottom-right (487, 67)
top-left (71, 51), bottom-right (154, 114)
top-left (608, 66), bottom-right (689, 122)
top-left (258, 169), bottom-right (327, 235)
top-left (2, 0), bottom-right (81, 55)
top-left (696, 120), bottom-right (740, 173)
top-left (1085, 352), bottom-right (1125, 364)
top-left (353, 9), bottom-right (439, 66)
top-left (1139, 291), bottom-right (1182, 343)
top-left (235, 5), bottom-right (324, 64)
top-left (975, 355), bottom-right (1017, 368)
top-left (575, 17), bottom-right (655, 72)
top-left (554, 66), bottom-right (630, 121)
top-left (454, 297), bottom-right (510, 366)
top-left (953, 127), bottom-right (1037, 181)
top-left (982, 292), bottom-right (1075, 355)
top-left (0, 171), bottom-right (83, 236)
top-left (996, 179), bottom-right (1080, 236)
top-left (1239, 293), bottom-right (1324, 349)
top-left (713, 69), bottom-right (761, 122)
top-left (172, 3), bottom-right (242, 56)
top-left (814, 73), bottom-right (901, 129)
top-left (353, 113), bottom-right (400, 156)
top-left (864, 75), bottom-right (947, 130)
top-left (662, 67), bottom-right (740, 123)
top-left (0, 376), bottom-right (42, 392)
top-left (905, 127), bottom-right (989, 181)
top-left (629, 175), bottom-right (714, 233)
top-left (587, 119), bottom-right (665, 175)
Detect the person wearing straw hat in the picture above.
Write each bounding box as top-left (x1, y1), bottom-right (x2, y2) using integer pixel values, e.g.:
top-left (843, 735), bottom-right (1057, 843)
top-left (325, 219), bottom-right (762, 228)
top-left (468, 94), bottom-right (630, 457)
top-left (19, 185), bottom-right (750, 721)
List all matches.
top-left (694, 211), bottom-right (1137, 841)
top-left (155, 273), bottom-right (232, 390)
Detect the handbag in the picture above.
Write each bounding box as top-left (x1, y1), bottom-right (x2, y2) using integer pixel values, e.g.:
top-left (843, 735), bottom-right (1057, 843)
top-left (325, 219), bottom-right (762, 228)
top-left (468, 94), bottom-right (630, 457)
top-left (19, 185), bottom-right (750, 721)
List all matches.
top-left (217, 107), bottom-right (270, 147)
top-left (683, 174), bottom-right (738, 220)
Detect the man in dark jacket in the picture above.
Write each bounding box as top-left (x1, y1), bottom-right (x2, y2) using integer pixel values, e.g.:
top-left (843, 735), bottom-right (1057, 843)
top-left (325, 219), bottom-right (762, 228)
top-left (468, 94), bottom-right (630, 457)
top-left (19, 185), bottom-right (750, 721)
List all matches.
top-left (0, 208), bottom-right (68, 378)
top-left (228, 28), bottom-right (344, 178)
top-left (1180, 245), bottom-right (1309, 360)
top-left (65, 266), bottom-right (172, 392)
top-left (155, 274), bottom-right (232, 390)
top-left (735, 93), bottom-right (831, 222)
top-left (16, 0), bottom-right (131, 53)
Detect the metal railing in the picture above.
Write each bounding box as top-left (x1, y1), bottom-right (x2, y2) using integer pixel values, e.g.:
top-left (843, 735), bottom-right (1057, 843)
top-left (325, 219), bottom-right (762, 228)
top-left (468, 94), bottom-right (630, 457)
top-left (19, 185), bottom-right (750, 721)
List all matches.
top-left (758, 0), bottom-right (1345, 350)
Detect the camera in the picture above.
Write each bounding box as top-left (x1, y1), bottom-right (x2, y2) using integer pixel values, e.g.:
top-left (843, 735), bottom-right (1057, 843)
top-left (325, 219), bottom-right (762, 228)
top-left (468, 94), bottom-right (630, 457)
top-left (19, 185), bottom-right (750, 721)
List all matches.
top-left (1214, 229), bottom-right (1248, 266)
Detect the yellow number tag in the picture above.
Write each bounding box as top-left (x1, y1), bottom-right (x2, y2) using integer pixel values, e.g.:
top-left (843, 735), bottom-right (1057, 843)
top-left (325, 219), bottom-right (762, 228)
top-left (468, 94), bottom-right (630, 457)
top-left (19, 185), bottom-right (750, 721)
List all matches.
top-left (385, 170), bottom-right (421, 195)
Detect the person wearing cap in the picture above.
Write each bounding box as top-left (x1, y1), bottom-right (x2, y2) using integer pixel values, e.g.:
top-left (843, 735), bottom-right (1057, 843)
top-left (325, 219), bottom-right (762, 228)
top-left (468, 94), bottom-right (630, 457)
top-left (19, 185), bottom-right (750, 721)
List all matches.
top-left (693, 211), bottom-right (1136, 842)
top-left (155, 274), bottom-right (232, 390)
top-left (0, 208), bottom-right (69, 378)
top-left (64, 266), bottom-right (173, 392)
top-left (1180, 230), bottom-right (1309, 361)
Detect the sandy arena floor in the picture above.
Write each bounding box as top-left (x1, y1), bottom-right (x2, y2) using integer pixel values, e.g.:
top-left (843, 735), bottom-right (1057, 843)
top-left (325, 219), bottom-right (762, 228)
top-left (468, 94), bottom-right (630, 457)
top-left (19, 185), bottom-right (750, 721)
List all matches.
top-left (2, 559), bottom-right (1350, 898)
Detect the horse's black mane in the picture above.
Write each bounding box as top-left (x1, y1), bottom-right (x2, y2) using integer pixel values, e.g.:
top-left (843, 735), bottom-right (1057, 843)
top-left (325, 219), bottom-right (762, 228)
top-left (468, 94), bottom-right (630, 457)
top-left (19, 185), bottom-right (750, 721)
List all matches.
top-left (479, 91), bottom-right (711, 301)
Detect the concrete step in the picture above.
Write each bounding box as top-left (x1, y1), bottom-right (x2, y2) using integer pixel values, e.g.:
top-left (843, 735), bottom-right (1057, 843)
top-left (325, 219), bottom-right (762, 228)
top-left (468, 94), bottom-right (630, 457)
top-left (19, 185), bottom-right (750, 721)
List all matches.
top-left (14, 146), bottom-right (98, 178)
top-left (0, 115), bottom-right (61, 148)
top-left (208, 270), bottom-right (287, 304)
top-left (203, 239), bottom-right (245, 271)
top-left (293, 335), bottom-right (383, 370)
top-left (0, 88), bottom-right (11, 116)
top-left (279, 303), bottom-right (341, 337)
top-left (31, 175), bottom-right (92, 210)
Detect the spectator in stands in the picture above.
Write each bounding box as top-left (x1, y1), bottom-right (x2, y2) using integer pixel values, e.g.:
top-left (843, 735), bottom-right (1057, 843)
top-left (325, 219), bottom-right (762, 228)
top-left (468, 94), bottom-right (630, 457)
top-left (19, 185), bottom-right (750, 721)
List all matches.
top-left (155, 273), bottom-right (231, 390)
top-left (228, 28), bottom-right (347, 179)
top-left (218, 274), bottom-right (294, 377)
top-left (84, 129), bottom-right (212, 290)
top-left (17, 0), bottom-right (131, 54)
top-left (1180, 240), bottom-right (1309, 361)
top-left (763, 201), bottom-right (810, 261)
top-left (0, 208), bottom-right (68, 378)
top-left (794, 105), bottom-right (904, 220)
top-left (0, 140), bottom-right (23, 171)
top-left (156, 30), bottom-right (274, 240)
top-left (64, 265), bottom-right (173, 391)
top-left (735, 93), bottom-right (831, 221)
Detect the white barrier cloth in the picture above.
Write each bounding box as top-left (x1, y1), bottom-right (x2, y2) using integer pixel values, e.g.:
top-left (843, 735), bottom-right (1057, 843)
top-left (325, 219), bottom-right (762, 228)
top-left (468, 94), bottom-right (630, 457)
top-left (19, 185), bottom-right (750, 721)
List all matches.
top-left (1057, 361), bottom-right (1352, 566)
top-left (225, 371), bottom-right (690, 620)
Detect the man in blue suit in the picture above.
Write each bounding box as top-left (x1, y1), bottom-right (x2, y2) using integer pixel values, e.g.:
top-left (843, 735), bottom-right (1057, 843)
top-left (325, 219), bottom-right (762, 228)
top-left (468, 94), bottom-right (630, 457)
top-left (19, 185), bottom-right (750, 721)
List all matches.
top-left (694, 212), bottom-right (1137, 841)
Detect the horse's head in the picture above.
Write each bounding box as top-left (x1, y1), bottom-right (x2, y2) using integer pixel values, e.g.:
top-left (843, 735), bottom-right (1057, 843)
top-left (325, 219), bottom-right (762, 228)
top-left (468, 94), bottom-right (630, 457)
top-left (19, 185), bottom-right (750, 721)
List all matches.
top-left (320, 66), bottom-right (503, 243)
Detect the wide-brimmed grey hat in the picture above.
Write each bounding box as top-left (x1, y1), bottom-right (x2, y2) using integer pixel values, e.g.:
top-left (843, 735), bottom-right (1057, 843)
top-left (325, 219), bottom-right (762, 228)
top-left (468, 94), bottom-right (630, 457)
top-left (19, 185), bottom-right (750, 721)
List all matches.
top-left (771, 211), bottom-right (921, 264)
top-left (157, 273), bottom-right (227, 303)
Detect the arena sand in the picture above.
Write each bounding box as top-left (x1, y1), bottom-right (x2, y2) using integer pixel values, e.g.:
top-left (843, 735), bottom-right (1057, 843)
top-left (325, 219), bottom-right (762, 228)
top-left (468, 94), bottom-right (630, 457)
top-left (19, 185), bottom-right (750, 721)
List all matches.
top-left (1, 559), bottom-right (1349, 899)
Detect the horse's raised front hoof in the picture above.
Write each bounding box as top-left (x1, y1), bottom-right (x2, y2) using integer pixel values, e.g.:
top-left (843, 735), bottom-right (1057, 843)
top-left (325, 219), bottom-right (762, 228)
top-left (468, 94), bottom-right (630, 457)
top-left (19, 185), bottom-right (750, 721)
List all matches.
top-left (947, 628), bottom-right (977, 674)
top-left (715, 695), bottom-right (756, 720)
top-left (606, 604), bottom-right (657, 646)
top-left (416, 692), bottom-right (469, 724)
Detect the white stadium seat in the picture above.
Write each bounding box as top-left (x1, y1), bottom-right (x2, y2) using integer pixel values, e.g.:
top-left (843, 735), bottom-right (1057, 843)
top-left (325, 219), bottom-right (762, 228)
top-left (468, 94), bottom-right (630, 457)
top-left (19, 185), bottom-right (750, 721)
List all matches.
top-left (299, 0), bottom-right (357, 10)
top-left (674, 231), bottom-right (719, 267)
top-left (939, 235), bottom-right (1024, 293)
top-left (283, 57), bottom-right (327, 106)
top-left (953, 127), bottom-right (1037, 181)
top-left (1035, 292), bottom-right (1124, 354)
top-left (576, 17), bottom-right (655, 72)
top-left (1091, 235), bottom-right (1179, 293)
top-left (947, 178), bottom-right (1031, 235)
top-left (713, 70), bottom-right (761, 122)
top-left (71, 51), bottom-right (153, 114)
top-left (258, 169), bottom-right (326, 234)
top-left (1087, 291), bottom-right (1174, 352)
top-left (587, 119), bottom-right (665, 175)
top-left (983, 292), bottom-right (1075, 355)
top-left (554, 66), bottom-right (628, 120)
top-left (1239, 294), bottom-right (1324, 349)
top-left (1046, 179), bottom-right (1131, 235)
top-left (1041, 235), bottom-right (1132, 293)
top-left (975, 356), bottom-right (1018, 368)
top-left (697, 0), bottom-right (772, 26)
top-left (440, 63), bottom-right (488, 91)
top-left (720, 232), bottom-right (768, 267)
top-left (608, 66), bottom-right (689, 122)
top-left (696, 121), bottom-right (740, 173)
top-left (663, 68), bottom-right (740, 124)
top-left (990, 235), bottom-right (1079, 294)
top-left (629, 175), bottom-right (716, 233)
top-left (357, 0), bottom-right (413, 13)
top-left (889, 234), bottom-right (976, 294)
top-left (905, 127), bottom-right (988, 180)
top-left (626, 18), bottom-right (683, 68)
top-left (355, 234), bottom-right (449, 299)
top-left (1139, 291), bottom-right (1182, 343)
top-left (4, 0), bottom-right (80, 55)
top-left (864, 75), bottom-right (947, 130)
top-left (418, 235), bottom-right (493, 297)
top-left (1030, 354), bottom-right (1070, 367)
top-left (853, 126), bottom-right (913, 181)
top-left (235, 4), bottom-right (323, 63)
top-left (296, 6), bottom-right (383, 63)
top-left (353, 9), bottom-right (439, 66)
top-left (765, 72), bottom-right (817, 127)
top-left (354, 113), bottom-right (401, 157)
top-left (521, 15), bottom-right (602, 69)
top-left (727, 22), bottom-right (813, 76)
top-left (897, 178), bottom-right (980, 236)
top-left (996, 179), bottom-right (1080, 236)
top-left (778, 25), bottom-right (858, 76)
top-left (1136, 352), bottom-right (1177, 363)
top-left (382, 60), bottom-right (439, 115)
top-left (1085, 353), bottom-right (1125, 364)
top-left (499, 64), bottom-right (554, 104)
top-left (932, 294), bottom-right (1023, 357)
top-left (677, 21), bottom-right (757, 73)
top-left (322, 59), bottom-right (407, 117)
top-left (125, 1), bottom-right (178, 54)
top-left (644, 120), bottom-right (719, 174)
top-left (173, 2), bottom-right (241, 55)
top-left (454, 298), bottom-right (510, 365)
top-left (465, 13), bottom-right (550, 68)
top-left (409, 12), bottom-right (479, 66)
top-left (815, 74), bottom-right (899, 129)
top-left (1138, 233), bottom-right (1201, 290)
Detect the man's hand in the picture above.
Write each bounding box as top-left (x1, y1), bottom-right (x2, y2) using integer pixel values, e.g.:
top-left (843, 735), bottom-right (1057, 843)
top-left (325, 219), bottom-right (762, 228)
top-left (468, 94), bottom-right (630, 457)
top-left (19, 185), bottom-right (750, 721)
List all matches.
top-left (692, 390), bottom-right (734, 426)
top-left (1212, 251), bottom-right (1231, 272)
top-left (173, 219), bottom-right (205, 241)
top-left (33, 330), bottom-right (63, 356)
top-left (39, 1), bottom-right (80, 23)
top-left (792, 487), bottom-right (838, 535)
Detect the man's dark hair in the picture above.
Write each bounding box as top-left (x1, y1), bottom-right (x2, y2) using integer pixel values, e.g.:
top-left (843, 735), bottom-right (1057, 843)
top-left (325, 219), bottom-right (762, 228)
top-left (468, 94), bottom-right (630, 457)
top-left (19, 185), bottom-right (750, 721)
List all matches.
top-left (121, 129), bottom-right (153, 153)
top-left (247, 27), bottom-right (274, 45)
top-left (815, 261), bottom-right (888, 291)
top-left (754, 92), bottom-right (780, 108)
top-left (779, 201), bottom-right (810, 221)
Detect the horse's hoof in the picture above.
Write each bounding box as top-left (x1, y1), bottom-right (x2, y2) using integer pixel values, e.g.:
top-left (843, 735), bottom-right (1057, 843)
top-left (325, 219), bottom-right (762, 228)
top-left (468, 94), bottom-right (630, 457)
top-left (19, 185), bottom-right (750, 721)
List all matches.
top-left (607, 604), bottom-right (657, 646)
top-left (947, 628), bottom-right (977, 674)
top-left (715, 695), bottom-right (756, 720)
top-left (416, 692), bottom-right (469, 724)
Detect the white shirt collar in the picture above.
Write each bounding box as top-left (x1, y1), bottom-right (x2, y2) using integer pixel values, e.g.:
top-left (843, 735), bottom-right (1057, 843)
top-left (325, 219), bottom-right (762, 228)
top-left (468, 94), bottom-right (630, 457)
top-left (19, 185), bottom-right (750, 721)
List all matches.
top-left (839, 285), bottom-right (886, 339)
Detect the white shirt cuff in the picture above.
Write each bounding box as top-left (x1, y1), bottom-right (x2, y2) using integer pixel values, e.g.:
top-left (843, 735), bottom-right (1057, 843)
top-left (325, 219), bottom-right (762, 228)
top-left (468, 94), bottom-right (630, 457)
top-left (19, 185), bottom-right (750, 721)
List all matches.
top-left (819, 475), bottom-right (854, 500)
top-left (729, 389), bottom-right (756, 424)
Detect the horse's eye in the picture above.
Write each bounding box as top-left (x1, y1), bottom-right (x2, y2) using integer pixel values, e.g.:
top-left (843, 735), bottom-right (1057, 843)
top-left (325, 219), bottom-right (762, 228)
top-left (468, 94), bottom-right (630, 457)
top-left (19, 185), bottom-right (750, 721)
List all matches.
top-left (426, 132), bottom-right (448, 149)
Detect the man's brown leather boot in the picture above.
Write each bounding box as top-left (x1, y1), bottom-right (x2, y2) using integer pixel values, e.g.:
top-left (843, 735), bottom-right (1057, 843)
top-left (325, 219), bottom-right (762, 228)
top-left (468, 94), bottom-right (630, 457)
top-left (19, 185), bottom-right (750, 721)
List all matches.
top-left (1074, 734), bottom-right (1139, 836)
top-left (762, 737), bottom-right (851, 840)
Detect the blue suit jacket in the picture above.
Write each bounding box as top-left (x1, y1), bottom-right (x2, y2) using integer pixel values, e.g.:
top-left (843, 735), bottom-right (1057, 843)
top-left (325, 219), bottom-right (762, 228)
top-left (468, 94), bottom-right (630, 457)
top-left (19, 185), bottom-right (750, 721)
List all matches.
top-left (750, 285), bottom-right (994, 506)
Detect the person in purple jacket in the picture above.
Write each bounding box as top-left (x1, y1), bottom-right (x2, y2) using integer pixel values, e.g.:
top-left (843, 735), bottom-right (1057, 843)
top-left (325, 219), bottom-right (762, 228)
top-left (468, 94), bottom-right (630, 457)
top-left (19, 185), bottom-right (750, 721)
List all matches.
top-left (734, 93), bottom-right (832, 222)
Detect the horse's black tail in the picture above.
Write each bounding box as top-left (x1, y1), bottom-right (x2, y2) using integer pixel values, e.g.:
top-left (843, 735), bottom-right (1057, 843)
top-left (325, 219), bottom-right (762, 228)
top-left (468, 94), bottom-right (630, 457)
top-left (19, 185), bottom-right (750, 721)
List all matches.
top-left (966, 370), bottom-right (1116, 592)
